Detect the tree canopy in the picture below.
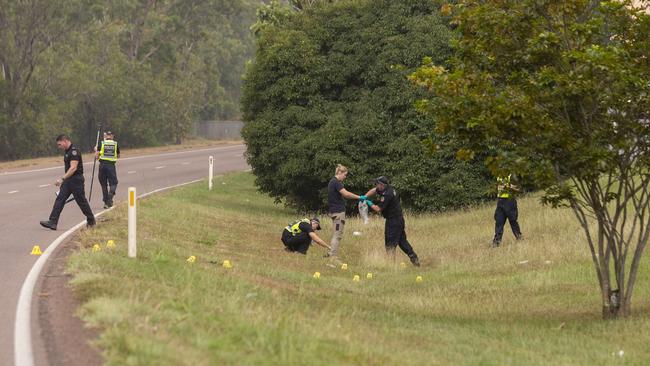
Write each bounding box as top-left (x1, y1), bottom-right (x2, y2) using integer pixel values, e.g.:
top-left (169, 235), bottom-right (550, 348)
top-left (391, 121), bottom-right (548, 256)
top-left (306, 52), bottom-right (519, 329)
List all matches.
top-left (0, 0), bottom-right (257, 160)
top-left (242, 0), bottom-right (492, 212)
top-left (411, 0), bottom-right (650, 318)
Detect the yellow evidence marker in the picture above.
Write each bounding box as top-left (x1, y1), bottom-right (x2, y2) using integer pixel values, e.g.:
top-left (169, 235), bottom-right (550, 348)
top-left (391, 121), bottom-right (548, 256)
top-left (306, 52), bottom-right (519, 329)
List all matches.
top-left (30, 246), bottom-right (43, 255)
top-left (187, 255), bottom-right (196, 263)
top-left (313, 272), bottom-right (321, 279)
top-left (92, 244), bottom-right (101, 252)
top-left (106, 239), bottom-right (116, 248)
top-left (416, 276), bottom-right (423, 283)
top-left (366, 273), bottom-right (373, 279)
top-left (353, 275), bottom-right (360, 282)
top-left (223, 260), bottom-right (233, 268)
top-left (341, 263), bottom-right (348, 270)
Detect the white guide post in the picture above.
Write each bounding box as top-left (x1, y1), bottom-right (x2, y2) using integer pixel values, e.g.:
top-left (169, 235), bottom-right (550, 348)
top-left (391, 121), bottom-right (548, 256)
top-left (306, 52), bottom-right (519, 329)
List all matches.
top-left (209, 155), bottom-right (214, 191)
top-left (128, 187), bottom-right (137, 258)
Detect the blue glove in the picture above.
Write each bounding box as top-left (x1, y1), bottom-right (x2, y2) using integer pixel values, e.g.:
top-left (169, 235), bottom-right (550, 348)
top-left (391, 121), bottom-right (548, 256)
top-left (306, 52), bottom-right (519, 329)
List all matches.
top-left (359, 195), bottom-right (367, 201)
top-left (366, 200), bottom-right (374, 207)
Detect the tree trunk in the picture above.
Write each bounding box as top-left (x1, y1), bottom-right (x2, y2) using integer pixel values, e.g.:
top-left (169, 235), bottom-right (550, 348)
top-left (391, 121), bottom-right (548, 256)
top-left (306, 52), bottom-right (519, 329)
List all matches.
top-left (601, 288), bottom-right (629, 319)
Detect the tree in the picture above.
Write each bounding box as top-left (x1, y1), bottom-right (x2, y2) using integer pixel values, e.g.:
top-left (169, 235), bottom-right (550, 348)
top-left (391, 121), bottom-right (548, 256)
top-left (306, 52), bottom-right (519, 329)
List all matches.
top-left (0, 0), bottom-right (257, 160)
top-left (242, 0), bottom-right (492, 212)
top-left (0, 0), bottom-right (87, 159)
top-left (411, 0), bottom-right (650, 318)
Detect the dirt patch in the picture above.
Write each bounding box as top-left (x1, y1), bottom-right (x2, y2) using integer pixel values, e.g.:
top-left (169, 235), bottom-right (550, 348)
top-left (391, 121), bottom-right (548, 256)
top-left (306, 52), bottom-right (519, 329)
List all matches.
top-left (33, 239), bottom-right (103, 366)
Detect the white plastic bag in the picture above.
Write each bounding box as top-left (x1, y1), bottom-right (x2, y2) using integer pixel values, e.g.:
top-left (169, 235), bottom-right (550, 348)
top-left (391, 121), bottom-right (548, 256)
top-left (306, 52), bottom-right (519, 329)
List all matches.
top-left (358, 200), bottom-right (369, 224)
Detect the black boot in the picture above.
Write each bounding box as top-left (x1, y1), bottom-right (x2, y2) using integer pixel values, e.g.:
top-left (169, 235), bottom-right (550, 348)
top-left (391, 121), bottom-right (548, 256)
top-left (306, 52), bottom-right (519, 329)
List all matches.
top-left (40, 220), bottom-right (57, 230)
top-left (410, 255), bottom-right (421, 267)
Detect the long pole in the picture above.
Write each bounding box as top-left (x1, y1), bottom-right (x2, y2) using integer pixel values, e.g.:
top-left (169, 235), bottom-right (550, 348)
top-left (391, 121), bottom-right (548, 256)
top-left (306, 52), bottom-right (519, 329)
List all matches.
top-left (88, 123), bottom-right (102, 202)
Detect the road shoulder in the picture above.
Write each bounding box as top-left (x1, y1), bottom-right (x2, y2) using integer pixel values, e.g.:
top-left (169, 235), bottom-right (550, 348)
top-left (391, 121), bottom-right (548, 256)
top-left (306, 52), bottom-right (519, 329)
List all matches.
top-left (33, 238), bottom-right (102, 366)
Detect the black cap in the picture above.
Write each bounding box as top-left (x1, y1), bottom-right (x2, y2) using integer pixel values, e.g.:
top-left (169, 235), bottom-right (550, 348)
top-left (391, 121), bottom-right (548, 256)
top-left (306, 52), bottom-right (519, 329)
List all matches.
top-left (311, 217), bottom-right (321, 230)
top-left (374, 176), bottom-right (389, 185)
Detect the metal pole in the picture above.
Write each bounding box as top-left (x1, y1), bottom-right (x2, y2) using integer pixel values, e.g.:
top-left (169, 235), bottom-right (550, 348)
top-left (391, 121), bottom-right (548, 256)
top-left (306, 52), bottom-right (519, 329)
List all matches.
top-left (209, 156), bottom-right (214, 191)
top-left (128, 187), bottom-right (137, 258)
top-left (88, 124), bottom-right (102, 202)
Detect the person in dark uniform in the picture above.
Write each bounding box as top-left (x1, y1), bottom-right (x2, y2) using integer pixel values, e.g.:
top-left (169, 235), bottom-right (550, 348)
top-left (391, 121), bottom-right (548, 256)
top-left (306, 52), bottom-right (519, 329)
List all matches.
top-left (491, 174), bottom-right (522, 247)
top-left (364, 176), bottom-right (420, 266)
top-left (95, 131), bottom-right (120, 208)
top-left (40, 134), bottom-right (96, 230)
top-left (281, 217), bottom-right (331, 254)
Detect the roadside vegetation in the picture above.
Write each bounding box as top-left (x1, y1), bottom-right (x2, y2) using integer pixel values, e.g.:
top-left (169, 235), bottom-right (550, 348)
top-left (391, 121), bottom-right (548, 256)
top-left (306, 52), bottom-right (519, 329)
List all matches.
top-left (0, 0), bottom-right (256, 160)
top-left (70, 172), bottom-right (650, 365)
top-left (242, 0), bottom-right (492, 212)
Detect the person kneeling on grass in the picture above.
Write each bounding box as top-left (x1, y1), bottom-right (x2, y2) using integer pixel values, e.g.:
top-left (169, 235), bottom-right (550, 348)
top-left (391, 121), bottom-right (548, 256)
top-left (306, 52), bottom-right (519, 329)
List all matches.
top-left (281, 217), bottom-right (331, 254)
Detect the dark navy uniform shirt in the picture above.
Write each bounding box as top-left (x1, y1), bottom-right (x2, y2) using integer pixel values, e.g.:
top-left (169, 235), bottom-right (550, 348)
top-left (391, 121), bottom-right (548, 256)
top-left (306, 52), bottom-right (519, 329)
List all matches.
top-left (64, 144), bottom-right (84, 176)
top-left (328, 177), bottom-right (345, 213)
top-left (377, 185), bottom-right (403, 219)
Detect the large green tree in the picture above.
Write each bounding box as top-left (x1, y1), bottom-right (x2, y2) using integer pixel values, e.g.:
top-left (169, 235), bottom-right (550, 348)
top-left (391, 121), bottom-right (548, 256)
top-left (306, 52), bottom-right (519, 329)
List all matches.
top-left (242, 0), bottom-right (492, 212)
top-left (411, 0), bottom-right (650, 318)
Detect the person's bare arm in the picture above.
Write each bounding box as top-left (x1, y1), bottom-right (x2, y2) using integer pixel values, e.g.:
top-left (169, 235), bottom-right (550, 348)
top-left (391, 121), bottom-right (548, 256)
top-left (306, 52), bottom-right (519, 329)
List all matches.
top-left (364, 187), bottom-right (377, 197)
top-left (309, 232), bottom-right (331, 250)
top-left (509, 183), bottom-right (521, 192)
top-left (369, 204), bottom-right (382, 214)
top-left (339, 188), bottom-right (360, 200)
top-left (56, 160), bottom-right (78, 186)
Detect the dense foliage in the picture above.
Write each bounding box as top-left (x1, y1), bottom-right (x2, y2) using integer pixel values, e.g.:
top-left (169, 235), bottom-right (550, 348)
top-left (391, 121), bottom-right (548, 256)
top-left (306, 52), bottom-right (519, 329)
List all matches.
top-left (411, 0), bottom-right (650, 318)
top-left (242, 0), bottom-right (492, 212)
top-left (0, 0), bottom-right (256, 160)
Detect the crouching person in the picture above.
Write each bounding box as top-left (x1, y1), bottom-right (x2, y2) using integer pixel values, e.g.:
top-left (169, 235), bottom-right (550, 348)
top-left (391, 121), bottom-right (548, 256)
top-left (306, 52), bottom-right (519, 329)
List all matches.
top-left (282, 217), bottom-right (331, 254)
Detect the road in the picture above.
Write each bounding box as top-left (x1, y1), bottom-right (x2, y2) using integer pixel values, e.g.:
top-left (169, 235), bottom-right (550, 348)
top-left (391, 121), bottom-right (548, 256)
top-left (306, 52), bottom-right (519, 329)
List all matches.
top-left (0, 144), bottom-right (248, 366)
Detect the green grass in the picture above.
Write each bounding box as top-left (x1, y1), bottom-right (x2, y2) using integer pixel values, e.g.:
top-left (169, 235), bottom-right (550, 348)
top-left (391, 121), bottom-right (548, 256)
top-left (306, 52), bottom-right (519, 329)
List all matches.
top-left (70, 172), bottom-right (650, 365)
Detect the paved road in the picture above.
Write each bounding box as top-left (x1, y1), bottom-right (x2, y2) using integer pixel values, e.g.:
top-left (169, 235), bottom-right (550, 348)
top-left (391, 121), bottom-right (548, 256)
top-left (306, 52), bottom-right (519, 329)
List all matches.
top-left (0, 144), bottom-right (248, 366)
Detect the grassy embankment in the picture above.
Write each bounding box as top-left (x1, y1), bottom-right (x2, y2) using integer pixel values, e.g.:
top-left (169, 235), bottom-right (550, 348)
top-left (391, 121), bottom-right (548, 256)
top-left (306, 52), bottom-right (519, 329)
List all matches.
top-left (70, 172), bottom-right (650, 365)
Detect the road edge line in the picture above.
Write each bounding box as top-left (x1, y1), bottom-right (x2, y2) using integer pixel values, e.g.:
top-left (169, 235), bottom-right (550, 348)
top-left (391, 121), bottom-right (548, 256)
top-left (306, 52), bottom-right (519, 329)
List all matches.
top-left (14, 178), bottom-right (203, 366)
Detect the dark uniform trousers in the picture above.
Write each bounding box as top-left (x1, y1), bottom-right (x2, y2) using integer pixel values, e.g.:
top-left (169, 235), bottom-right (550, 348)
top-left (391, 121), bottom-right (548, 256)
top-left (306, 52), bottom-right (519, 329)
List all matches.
top-left (281, 230), bottom-right (311, 254)
top-left (385, 216), bottom-right (418, 260)
top-left (493, 197), bottom-right (521, 243)
top-left (49, 175), bottom-right (95, 224)
top-left (98, 161), bottom-right (118, 204)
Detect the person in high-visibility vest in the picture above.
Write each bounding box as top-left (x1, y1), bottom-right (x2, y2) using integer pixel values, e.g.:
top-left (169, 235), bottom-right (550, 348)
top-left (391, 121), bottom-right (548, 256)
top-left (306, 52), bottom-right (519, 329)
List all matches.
top-left (95, 131), bottom-right (120, 208)
top-left (281, 217), bottom-right (331, 254)
top-left (492, 174), bottom-right (523, 247)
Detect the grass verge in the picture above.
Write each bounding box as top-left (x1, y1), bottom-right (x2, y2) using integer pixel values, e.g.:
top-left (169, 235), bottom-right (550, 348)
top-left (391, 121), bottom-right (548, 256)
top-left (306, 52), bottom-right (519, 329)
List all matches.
top-left (69, 172), bottom-right (650, 365)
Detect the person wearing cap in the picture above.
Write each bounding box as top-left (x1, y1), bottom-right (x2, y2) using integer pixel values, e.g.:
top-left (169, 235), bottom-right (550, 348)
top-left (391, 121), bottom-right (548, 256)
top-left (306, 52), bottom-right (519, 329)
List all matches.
top-left (363, 176), bottom-right (420, 266)
top-left (40, 134), bottom-right (96, 230)
top-left (326, 164), bottom-right (363, 263)
top-left (95, 131), bottom-right (120, 208)
top-left (281, 217), bottom-right (331, 254)
top-left (491, 174), bottom-right (523, 247)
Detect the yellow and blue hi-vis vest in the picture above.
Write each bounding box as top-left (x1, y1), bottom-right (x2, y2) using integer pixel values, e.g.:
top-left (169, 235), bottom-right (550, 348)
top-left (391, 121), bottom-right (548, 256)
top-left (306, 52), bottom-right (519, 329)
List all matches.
top-left (99, 140), bottom-right (118, 162)
top-left (285, 219), bottom-right (310, 236)
top-left (497, 174), bottom-right (513, 199)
